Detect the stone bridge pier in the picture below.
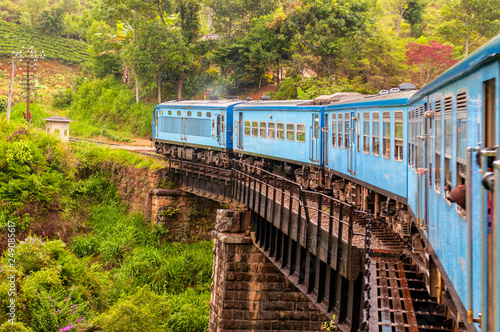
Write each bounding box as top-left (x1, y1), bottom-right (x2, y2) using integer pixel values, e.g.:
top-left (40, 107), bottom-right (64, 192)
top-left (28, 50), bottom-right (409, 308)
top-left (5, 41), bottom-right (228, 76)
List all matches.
top-left (209, 209), bottom-right (328, 332)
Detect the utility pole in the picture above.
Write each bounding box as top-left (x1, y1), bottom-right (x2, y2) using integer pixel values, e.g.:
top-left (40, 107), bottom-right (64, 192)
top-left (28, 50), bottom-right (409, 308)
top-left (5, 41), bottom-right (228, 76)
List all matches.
top-left (18, 46), bottom-right (44, 123)
top-left (6, 53), bottom-right (16, 123)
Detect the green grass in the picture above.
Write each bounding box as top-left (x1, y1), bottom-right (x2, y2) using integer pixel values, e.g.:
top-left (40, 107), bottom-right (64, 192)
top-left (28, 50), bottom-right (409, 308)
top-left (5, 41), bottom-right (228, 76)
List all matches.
top-left (0, 20), bottom-right (89, 65)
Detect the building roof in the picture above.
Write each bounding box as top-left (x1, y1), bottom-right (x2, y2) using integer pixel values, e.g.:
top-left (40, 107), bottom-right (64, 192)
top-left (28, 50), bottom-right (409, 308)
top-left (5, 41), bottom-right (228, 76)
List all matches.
top-left (43, 116), bottom-right (74, 123)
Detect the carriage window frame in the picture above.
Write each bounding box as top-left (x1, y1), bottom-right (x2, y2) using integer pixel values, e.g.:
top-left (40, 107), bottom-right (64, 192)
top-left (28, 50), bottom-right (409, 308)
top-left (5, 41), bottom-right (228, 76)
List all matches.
top-left (434, 99), bottom-right (442, 194)
top-left (187, 111), bottom-right (192, 116)
top-left (332, 114), bottom-right (337, 147)
top-left (177, 111), bottom-right (182, 116)
top-left (206, 112), bottom-right (211, 117)
top-left (168, 110), bottom-right (172, 115)
top-left (197, 111), bottom-right (202, 117)
top-left (357, 112), bottom-right (361, 152)
top-left (260, 121), bottom-right (267, 138)
top-left (252, 121), bottom-right (258, 137)
top-left (297, 123), bottom-right (306, 142)
top-left (372, 112), bottom-right (380, 157)
top-left (277, 122), bottom-right (285, 140)
top-left (286, 123), bottom-right (295, 141)
top-left (244, 120), bottom-right (251, 136)
top-left (383, 111), bottom-right (391, 159)
top-left (456, 89), bottom-right (468, 187)
top-left (444, 94), bottom-right (453, 201)
top-left (344, 113), bottom-right (349, 149)
top-left (394, 111), bottom-right (403, 162)
top-left (363, 112), bottom-right (370, 154)
top-left (268, 122), bottom-right (275, 139)
top-left (338, 115), bottom-right (343, 149)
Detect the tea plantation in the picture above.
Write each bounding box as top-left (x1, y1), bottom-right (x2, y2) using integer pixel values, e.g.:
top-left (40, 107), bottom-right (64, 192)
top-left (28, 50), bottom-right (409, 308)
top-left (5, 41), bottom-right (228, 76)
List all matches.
top-left (0, 21), bottom-right (88, 65)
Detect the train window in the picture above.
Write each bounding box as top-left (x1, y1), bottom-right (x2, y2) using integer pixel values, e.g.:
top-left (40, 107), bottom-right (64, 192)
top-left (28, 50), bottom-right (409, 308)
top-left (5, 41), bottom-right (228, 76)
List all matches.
top-left (197, 112), bottom-right (202, 117)
top-left (286, 123), bottom-right (295, 141)
top-left (332, 115), bottom-right (337, 147)
top-left (277, 123), bottom-right (285, 140)
top-left (338, 115), bottom-right (343, 148)
top-left (314, 116), bottom-right (319, 139)
top-left (363, 112), bottom-right (369, 154)
top-left (159, 110), bottom-right (164, 115)
top-left (408, 110), bottom-right (412, 167)
top-left (268, 122), bottom-right (275, 139)
top-left (187, 111), bottom-right (192, 116)
top-left (435, 100), bottom-right (442, 193)
top-left (456, 90), bottom-right (468, 186)
top-left (177, 111), bottom-right (181, 116)
top-left (252, 121), bottom-right (258, 137)
top-left (394, 111), bottom-right (403, 161)
top-left (357, 112), bottom-right (361, 152)
top-left (168, 110), bottom-right (172, 115)
top-left (444, 95), bottom-right (453, 198)
top-left (207, 112), bottom-right (211, 117)
top-left (244, 121), bottom-right (250, 136)
top-left (372, 112), bottom-right (380, 156)
top-left (234, 120), bottom-right (238, 137)
top-left (383, 111), bottom-right (391, 159)
top-left (297, 123), bottom-right (306, 142)
top-left (260, 121), bottom-right (267, 138)
top-left (344, 113), bottom-right (349, 149)
top-left (212, 119), bottom-right (215, 138)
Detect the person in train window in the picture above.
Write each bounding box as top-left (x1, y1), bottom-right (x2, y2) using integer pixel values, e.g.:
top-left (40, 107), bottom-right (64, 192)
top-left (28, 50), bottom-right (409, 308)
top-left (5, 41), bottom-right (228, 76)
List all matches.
top-left (448, 185), bottom-right (466, 210)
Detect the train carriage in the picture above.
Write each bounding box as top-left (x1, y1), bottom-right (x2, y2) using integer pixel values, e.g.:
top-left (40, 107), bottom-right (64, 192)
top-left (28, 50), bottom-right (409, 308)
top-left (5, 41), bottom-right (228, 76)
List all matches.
top-left (407, 34), bottom-right (500, 331)
top-left (152, 100), bottom-right (243, 164)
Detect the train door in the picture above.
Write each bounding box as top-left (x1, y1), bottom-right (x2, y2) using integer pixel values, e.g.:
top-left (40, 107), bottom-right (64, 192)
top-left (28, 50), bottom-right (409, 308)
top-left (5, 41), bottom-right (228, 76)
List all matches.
top-left (217, 112), bottom-right (225, 146)
top-left (310, 113), bottom-right (320, 162)
top-left (181, 110), bottom-right (187, 141)
top-left (235, 112), bottom-right (243, 149)
top-left (347, 111), bottom-right (356, 175)
top-left (322, 114), bottom-right (328, 165)
top-left (424, 104), bottom-right (431, 230)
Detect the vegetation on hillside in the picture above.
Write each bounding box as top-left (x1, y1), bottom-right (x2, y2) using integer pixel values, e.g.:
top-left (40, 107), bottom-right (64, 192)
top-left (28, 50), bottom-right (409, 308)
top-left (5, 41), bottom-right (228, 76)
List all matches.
top-left (0, 121), bottom-right (212, 331)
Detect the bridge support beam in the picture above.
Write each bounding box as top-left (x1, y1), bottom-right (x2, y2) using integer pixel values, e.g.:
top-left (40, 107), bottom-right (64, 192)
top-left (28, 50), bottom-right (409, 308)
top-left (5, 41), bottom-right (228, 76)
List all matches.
top-left (209, 209), bottom-right (327, 332)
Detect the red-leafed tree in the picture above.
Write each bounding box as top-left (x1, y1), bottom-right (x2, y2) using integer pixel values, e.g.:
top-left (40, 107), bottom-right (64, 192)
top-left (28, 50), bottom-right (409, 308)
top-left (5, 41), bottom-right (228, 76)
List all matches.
top-left (405, 40), bottom-right (459, 88)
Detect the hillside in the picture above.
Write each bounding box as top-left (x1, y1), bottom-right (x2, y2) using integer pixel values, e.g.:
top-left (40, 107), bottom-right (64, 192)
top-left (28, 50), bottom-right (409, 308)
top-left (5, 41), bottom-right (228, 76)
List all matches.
top-left (0, 20), bottom-right (89, 65)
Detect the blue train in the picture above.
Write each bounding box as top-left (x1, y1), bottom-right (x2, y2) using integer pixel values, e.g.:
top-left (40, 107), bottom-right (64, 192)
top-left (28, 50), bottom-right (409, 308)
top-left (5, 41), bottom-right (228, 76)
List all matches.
top-left (152, 35), bottom-right (500, 331)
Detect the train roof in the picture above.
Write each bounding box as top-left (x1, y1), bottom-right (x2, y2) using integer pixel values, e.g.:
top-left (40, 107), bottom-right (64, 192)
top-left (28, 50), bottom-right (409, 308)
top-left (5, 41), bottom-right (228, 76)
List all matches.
top-left (324, 90), bottom-right (417, 110)
top-left (233, 100), bottom-right (322, 111)
top-left (409, 34), bottom-right (500, 104)
top-left (156, 99), bottom-right (244, 109)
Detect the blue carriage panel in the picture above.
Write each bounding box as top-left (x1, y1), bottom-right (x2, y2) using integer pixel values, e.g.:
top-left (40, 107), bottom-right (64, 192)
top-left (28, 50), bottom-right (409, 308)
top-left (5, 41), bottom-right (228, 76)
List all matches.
top-left (233, 101), bottom-right (324, 166)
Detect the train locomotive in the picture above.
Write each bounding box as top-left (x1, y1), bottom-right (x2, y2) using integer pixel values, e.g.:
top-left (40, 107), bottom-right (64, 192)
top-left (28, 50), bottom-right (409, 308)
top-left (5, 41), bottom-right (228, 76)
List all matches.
top-left (152, 34), bottom-right (500, 331)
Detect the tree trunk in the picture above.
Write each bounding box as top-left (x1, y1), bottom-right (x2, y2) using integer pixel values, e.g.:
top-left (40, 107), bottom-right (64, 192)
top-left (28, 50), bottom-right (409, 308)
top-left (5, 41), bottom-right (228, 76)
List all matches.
top-left (135, 76), bottom-right (140, 103)
top-left (158, 76), bottom-right (162, 104)
top-left (178, 71), bottom-right (184, 100)
top-left (465, 31), bottom-right (470, 56)
top-left (259, 73), bottom-right (263, 89)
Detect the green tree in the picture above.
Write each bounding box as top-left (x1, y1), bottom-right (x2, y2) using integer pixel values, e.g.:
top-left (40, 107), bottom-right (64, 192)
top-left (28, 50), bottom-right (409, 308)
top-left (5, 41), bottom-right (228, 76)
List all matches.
top-left (438, 0), bottom-right (500, 55)
top-left (403, 0), bottom-right (426, 37)
top-left (38, 7), bottom-right (64, 35)
top-left (86, 20), bottom-right (122, 78)
top-left (20, 0), bottom-right (49, 26)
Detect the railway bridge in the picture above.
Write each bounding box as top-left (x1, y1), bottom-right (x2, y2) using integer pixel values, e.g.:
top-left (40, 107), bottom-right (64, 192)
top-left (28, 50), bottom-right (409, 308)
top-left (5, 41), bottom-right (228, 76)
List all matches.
top-left (158, 158), bottom-right (455, 332)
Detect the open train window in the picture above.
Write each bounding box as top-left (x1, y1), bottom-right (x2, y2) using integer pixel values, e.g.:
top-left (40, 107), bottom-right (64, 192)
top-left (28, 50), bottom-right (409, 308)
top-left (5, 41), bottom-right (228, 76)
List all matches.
top-left (297, 123), bottom-right (306, 142)
top-left (444, 95), bottom-right (453, 200)
top-left (234, 120), bottom-right (238, 137)
top-left (332, 115), bottom-right (337, 147)
top-left (197, 112), bottom-right (202, 117)
top-left (159, 109), bottom-right (164, 115)
top-left (187, 111), bottom-right (192, 116)
top-left (268, 122), bottom-right (275, 139)
top-left (435, 100), bottom-right (442, 194)
top-left (168, 110), bottom-right (172, 115)
top-left (383, 111), bottom-right (391, 159)
top-left (206, 112), bottom-right (211, 117)
top-left (456, 89), bottom-right (468, 187)
top-left (344, 113), bottom-right (349, 149)
top-left (244, 120), bottom-right (250, 136)
top-left (286, 123), bottom-right (295, 141)
top-left (372, 112), bottom-right (380, 156)
top-left (338, 115), bottom-right (343, 148)
top-left (252, 121), bottom-right (258, 137)
top-left (277, 123), bottom-right (285, 140)
top-left (260, 121), bottom-right (267, 138)
top-left (177, 111), bottom-right (182, 116)
top-left (363, 112), bottom-right (369, 154)
top-left (394, 111), bottom-right (403, 161)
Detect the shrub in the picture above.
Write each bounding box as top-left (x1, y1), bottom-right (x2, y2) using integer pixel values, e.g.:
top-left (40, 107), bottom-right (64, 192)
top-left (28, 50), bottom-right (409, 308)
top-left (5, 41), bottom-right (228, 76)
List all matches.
top-left (0, 96), bottom-right (7, 112)
top-left (52, 89), bottom-right (74, 109)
